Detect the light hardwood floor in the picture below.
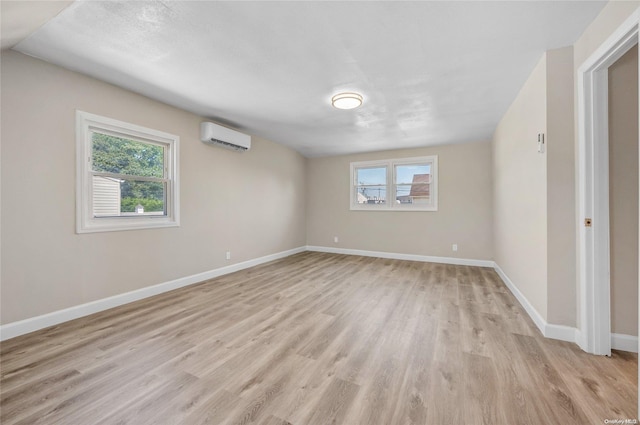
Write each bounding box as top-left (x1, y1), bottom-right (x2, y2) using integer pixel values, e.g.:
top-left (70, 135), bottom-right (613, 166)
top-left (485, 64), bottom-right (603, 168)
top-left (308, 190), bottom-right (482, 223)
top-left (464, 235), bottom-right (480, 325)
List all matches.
top-left (1, 252), bottom-right (637, 424)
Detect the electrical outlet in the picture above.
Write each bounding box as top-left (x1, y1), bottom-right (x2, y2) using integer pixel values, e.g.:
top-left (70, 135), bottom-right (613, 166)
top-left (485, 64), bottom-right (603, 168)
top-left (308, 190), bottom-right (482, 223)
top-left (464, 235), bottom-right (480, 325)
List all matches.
top-left (452, 244), bottom-right (458, 252)
top-left (334, 236), bottom-right (339, 243)
top-left (226, 251), bottom-right (231, 260)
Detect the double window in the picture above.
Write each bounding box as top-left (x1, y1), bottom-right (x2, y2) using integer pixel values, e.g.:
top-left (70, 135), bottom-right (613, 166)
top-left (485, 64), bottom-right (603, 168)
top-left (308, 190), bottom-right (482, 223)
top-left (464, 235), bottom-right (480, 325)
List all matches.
top-left (76, 111), bottom-right (179, 233)
top-left (350, 155), bottom-right (438, 211)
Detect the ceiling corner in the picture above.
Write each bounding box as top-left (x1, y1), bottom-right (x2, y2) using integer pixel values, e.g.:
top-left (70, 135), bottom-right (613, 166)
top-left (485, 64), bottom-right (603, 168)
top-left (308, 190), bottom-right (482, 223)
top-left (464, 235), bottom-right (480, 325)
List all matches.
top-left (1, 0), bottom-right (74, 50)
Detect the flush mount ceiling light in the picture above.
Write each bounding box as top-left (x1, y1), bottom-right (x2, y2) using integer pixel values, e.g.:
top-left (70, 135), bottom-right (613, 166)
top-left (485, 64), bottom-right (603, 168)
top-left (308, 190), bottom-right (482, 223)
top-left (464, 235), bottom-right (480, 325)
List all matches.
top-left (331, 92), bottom-right (363, 110)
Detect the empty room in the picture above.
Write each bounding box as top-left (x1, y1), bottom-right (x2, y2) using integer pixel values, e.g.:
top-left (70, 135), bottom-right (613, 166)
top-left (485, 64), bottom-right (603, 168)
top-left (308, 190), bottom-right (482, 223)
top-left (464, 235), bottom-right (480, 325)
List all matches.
top-left (1, 1), bottom-right (639, 424)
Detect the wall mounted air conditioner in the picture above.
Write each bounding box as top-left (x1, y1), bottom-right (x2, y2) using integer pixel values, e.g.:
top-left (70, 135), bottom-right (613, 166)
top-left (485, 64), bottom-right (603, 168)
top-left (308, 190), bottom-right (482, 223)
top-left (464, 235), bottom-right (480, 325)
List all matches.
top-left (200, 122), bottom-right (251, 152)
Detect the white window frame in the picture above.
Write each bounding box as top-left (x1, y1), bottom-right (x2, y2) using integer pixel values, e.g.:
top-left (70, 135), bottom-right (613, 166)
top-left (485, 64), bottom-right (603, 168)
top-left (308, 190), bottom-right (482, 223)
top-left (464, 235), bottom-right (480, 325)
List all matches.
top-left (350, 155), bottom-right (438, 211)
top-left (76, 110), bottom-right (180, 233)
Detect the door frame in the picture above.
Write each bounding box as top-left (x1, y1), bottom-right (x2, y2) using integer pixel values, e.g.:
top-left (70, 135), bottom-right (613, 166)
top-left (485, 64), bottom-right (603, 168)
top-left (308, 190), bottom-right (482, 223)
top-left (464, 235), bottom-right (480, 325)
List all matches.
top-left (577, 9), bottom-right (639, 356)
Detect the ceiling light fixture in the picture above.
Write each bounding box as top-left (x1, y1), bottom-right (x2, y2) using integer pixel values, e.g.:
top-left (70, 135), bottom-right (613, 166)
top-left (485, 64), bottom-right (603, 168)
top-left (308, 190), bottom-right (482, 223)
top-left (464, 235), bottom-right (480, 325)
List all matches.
top-left (331, 92), bottom-right (363, 110)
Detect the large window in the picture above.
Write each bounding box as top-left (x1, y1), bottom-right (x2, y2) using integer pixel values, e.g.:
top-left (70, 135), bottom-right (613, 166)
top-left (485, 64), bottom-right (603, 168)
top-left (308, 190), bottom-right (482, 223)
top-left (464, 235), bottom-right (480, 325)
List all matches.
top-left (350, 155), bottom-right (438, 211)
top-left (76, 111), bottom-right (179, 233)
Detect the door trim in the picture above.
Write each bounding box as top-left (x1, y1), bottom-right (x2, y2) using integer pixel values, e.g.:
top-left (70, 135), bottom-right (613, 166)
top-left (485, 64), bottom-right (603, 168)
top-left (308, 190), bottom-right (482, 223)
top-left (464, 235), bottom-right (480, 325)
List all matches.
top-left (577, 9), bottom-right (639, 356)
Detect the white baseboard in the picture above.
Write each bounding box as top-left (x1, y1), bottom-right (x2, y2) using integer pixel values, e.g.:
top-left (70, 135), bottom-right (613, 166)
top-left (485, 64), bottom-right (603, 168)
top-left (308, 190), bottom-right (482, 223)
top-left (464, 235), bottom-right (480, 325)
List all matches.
top-left (0, 246), bottom-right (493, 340)
top-left (0, 246), bottom-right (306, 341)
top-left (544, 323), bottom-right (579, 343)
top-left (612, 333), bottom-right (639, 353)
top-left (306, 245), bottom-right (495, 268)
top-left (311, 249), bottom-right (581, 347)
top-left (493, 263), bottom-right (547, 336)
top-left (494, 263), bottom-right (581, 345)
top-left (4, 247), bottom-right (631, 354)
top-left (494, 263), bottom-right (640, 354)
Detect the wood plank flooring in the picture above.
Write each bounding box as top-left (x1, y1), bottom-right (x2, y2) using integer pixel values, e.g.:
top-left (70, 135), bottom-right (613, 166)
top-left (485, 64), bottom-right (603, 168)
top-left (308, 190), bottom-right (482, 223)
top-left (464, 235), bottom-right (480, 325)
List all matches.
top-left (1, 252), bottom-right (637, 424)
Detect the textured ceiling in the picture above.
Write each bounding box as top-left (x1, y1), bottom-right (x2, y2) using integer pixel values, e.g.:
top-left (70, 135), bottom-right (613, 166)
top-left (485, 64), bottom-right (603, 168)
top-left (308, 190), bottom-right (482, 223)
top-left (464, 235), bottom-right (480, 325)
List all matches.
top-left (12, 1), bottom-right (606, 157)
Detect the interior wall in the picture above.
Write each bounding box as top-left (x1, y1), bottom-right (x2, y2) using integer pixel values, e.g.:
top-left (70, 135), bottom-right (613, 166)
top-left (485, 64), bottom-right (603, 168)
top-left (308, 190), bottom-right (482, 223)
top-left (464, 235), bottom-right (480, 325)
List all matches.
top-left (306, 142), bottom-right (493, 261)
top-left (546, 46), bottom-right (577, 327)
top-left (609, 45), bottom-right (639, 337)
top-left (493, 53), bottom-right (548, 320)
top-left (0, 50), bottom-right (307, 325)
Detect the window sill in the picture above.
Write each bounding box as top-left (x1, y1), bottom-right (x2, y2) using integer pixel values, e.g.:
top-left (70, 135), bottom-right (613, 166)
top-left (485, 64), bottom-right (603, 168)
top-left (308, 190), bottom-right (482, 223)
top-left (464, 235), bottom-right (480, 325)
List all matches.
top-left (76, 217), bottom-right (179, 234)
top-left (350, 205), bottom-right (438, 212)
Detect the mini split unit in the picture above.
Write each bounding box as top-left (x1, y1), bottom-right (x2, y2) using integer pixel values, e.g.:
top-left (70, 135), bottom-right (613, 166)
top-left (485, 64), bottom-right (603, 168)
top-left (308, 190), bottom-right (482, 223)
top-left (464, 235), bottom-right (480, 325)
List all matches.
top-left (200, 122), bottom-right (251, 152)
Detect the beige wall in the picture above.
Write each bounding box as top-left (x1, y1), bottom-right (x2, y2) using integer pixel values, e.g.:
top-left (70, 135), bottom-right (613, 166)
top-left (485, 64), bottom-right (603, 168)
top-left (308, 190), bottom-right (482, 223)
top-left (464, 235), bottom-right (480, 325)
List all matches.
top-left (306, 142), bottom-right (493, 260)
top-left (3, 1), bottom-right (639, 338)
top-left (609, 45), bottom-right (639, 337)
top-left (546, 46), bottom-right (577, 327)
top-left (493, 54), bottom-right (548, 319)
top-left (0, 50), bottom-right (307, 325)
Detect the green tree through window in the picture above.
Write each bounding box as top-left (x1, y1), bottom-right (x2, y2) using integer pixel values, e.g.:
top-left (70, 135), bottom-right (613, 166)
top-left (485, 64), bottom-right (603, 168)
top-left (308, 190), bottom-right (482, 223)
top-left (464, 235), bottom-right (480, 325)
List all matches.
top-left (91, 132), bottom-right (165, 212)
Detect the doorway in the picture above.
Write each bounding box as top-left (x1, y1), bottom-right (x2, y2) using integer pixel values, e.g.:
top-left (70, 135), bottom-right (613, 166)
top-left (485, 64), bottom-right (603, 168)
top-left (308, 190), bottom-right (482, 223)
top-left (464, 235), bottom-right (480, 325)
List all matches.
top-left (577, 12), bottom-right (639, 357)
top-left (609, 45), bottom-right (639, 353)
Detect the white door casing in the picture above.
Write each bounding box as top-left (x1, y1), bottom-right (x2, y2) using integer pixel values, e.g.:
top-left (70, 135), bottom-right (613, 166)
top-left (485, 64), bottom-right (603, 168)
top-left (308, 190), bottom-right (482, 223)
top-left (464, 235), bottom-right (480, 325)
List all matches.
top-left (577, 9), bottom-right (639, 357)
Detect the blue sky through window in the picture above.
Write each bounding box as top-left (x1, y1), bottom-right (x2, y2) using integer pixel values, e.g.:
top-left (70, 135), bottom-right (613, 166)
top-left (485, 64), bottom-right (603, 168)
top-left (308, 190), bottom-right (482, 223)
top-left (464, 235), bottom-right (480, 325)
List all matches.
top-left (356, 167), bottom-right (386, 185)
top-left (396, 164), bottom-right (430, 184)
top-left (356, 164), bottom-right (431, 185)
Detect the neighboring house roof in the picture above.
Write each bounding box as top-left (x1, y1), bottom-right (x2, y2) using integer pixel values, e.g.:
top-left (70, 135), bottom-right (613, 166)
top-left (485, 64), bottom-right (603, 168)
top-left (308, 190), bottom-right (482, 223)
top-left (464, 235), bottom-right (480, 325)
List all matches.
top-left (357, 192), bottom-right (368, 203)
top-left (409, 174), bottom-right (430, 197)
